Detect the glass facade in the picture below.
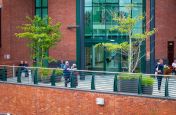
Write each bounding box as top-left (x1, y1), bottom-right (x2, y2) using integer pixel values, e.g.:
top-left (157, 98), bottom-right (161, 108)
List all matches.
top-left (84, 0), bottom-right (144, 71)
top-left (35, 0), bottom-right (48, 18)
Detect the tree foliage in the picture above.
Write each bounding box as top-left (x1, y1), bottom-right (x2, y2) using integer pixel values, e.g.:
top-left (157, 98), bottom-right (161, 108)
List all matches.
top-left (15, 16), bottom-right (61, 67)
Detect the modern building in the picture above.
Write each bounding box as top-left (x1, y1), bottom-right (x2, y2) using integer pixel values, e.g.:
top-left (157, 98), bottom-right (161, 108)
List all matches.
top-left (0, 0), bottom-right (175, 73)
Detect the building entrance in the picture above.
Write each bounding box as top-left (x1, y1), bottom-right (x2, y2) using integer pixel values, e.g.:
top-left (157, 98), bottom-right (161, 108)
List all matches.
top-left (168, 41), bottom-right (174, 65)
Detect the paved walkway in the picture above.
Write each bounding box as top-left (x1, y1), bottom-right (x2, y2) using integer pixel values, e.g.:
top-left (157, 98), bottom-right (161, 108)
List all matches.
top-left (6, 75), bottom-right (176, 98)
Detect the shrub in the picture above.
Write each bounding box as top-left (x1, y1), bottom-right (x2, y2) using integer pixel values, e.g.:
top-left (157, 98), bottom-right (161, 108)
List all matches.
top-left (141, 76), bottom-right (154, 86)
top-left (55, 69), bottom-right (63, 76)
top-left (39, 69), bottom-right (52, 80)
top-left (119, 73), bottom-right (142, 80)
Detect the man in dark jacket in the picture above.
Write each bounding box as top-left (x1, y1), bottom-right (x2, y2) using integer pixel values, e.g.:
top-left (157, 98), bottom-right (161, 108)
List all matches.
top-left (155, 59), bottom-right (164, 92)
top-left (63, 61), bottom-right (70, 87)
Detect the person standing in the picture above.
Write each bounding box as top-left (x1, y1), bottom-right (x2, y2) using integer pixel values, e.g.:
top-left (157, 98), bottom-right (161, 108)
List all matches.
top-left (155, 59), bottom-right (164, 92)
top-left (71, 64), bottom-right (78, 88)
top-left (63, 61), bottom-right (70, 87)
top-left (60, 60), bottom-right (65, 69)
top-left (172, 59), bottom-right (176, 75)
top-left (24, 61), bottom-right (29, 77)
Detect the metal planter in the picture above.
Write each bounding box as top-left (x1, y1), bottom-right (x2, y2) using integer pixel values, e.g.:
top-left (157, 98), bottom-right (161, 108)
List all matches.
top-left (119, 79), bottom-right (139, 93)
top-left (142, 85), bottom-right (153, 95)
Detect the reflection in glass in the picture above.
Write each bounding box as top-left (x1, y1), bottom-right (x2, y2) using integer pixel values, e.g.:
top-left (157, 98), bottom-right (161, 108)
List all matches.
top-left (84, 0), bottom-right (144, 71)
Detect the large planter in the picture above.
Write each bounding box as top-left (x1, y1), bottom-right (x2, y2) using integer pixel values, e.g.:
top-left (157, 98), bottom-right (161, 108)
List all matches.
top-left (142, 85), bottom-right (153, 95)
top-left (55, 76), bottom-right (62, 82)
top-left (119, 79), bottom-right (139, 93)
top-left (40, 77), bottom-right (50, 83)
top-left (40, 76), bottom-right (62, 83)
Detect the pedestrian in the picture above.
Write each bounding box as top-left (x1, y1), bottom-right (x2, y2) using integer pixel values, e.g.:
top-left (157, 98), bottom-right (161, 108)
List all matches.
top-left (155, 59), bottom-right (164, 93)
top-left (71, 64), bottom-right (78, 87)
top-left (17, 61), bottom-right (25, 77)
top-left (63, 61), bottom-right (70, 87)
top-left (60, 60), bottom-right (65, 69)
top-left (172, 59), bottom-right (176, 75)
top-left (24, 61), bottom-right (29, 77)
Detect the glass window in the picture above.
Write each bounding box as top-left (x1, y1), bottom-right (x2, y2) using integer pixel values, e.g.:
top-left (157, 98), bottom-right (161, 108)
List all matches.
top-left (133, 0), bottom-right (143, 4)
top-left (42, 8), bottom-right (48, 18)
top-left (93, 6), bottom-right (106, 36)
top-left (42, 0), bottom-right (48, 7)
top-left (85, 0), bottom-right (92, 6)
top-left (35, 0), bottom-right (48, 18)
top-left (36, 0), bottom-right (41, 7)
top-left (106, 0), bottom-right (118, 3)
top-left (35, 8), bottom-right (42, 17)
top-left (119, 0), bottom-right (131, 6)
top-left (85, 7), bottom-right (93, 35)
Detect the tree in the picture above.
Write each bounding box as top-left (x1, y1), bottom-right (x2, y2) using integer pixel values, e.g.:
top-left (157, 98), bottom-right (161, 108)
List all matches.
top-left (15, 16), bottom-right (61, 67)
top-left (96, 5), bottom-right (156, 73)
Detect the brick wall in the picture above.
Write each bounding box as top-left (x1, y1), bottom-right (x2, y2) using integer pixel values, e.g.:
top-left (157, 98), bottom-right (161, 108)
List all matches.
top-left (155, 0), bottom-right (176, 59)
top-left (48, 0), bottom-right (76, 61)
top-left (0, 0), bottom-right (34, 65)
top-left (0, 83), bottom-right (176, 115)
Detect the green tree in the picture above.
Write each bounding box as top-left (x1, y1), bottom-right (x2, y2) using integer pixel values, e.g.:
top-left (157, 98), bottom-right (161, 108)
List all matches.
top-left (15, 16), bottom-right (61, 67)
top-left (96, 5), bottom-right (156, 73)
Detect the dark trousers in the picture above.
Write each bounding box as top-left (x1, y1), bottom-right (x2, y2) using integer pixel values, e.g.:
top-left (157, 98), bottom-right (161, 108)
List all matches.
top-left (157, 76), bottom-right (163, 90)
top-left (172, 69), bottom-right (176, 75)
top-left (64, 76), bottom-right (70, 87)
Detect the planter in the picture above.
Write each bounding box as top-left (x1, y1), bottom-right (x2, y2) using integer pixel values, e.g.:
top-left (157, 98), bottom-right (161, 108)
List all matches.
top-left (142, 85), bottom-right (153, 95)
top-left (119, 79), bottom-right (139, 93)
top-left (55, 76), bottom-right (62, 82)
top-left (40, 78), bottom-right (50, 83)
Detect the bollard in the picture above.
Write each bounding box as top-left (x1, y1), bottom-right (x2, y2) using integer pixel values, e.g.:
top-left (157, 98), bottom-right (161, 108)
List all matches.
top-left (51, 70), bottom-right (56, 86)
top-left (165, 78), bottom-right (169, 97)
top-left (34, 68), bottom-right (38, 84)
top-left (138, 75), bottom-right (142, 94)
top-left (91, 74), bottom-right (95, 90)
top-left (1, 67), bottom-right (7, 81)
top-left (70, 72), bottom-right (75, 88)
top-left (17, 67), bottom-right (21, 83)
top-left (113, 74), bottom-right (118, 92)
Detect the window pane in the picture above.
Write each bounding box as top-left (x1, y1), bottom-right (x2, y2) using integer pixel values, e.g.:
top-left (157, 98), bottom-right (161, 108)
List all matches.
top-left (85, 0), bottom-right (92, 6)
top-left (93, 6), bottom-right (106, 36)
top-left (106, 0), bottom-right (118, 3)
top-left (36, 0), bottom-right (41, 7)
top-left (85, 7), bottom-right (93, 36)
top-left (119, 0), bottom-right (131, 6)
top-left (35, 8), bottom-right (41, 17)
top-left (132, 6), bottom-right (142, 17)
top-left (42, 0), bottom-right (48, 7)
top-left (42, 8), bottom-right (48, 18)
top-left (133, 0), bottom-right (143, 3)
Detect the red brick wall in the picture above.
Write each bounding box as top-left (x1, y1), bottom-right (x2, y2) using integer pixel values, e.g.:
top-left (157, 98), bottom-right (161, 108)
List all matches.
top-left (155, 0), bottom-right (176, 59)
top-left (0, 83), bottom-right (176, 115)
top-left (48, 0), bottom-right (76, 61)
top-left (0, 0), bottom-right (34, 65)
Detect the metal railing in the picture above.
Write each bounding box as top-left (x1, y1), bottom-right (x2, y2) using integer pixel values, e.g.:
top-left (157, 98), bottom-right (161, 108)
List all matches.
top-left (0, 65), bottom-right (176, 98)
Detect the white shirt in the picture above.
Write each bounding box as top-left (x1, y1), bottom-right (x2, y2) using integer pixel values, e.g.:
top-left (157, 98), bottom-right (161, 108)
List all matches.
top-left (172, 62), bottom-right (176, 68)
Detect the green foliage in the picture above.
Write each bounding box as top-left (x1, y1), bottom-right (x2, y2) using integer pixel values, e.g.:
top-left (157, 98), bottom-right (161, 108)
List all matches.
top-left (95, 42), bottom-right (129, 52)
top-left (39, 68), bottom-right (52, 80)
top-left (55, 69), bottom-right (63, 76)
top-left (15, 16), bottom-right (62, 67)
top-left (119, 73), bottom-right (142, 80)
top-left (141, 76), bottom-right (155, 86)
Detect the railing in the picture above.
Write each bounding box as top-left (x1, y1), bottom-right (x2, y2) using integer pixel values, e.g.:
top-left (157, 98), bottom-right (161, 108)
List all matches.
top-left (0, 65), bottom-right (176, 98)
